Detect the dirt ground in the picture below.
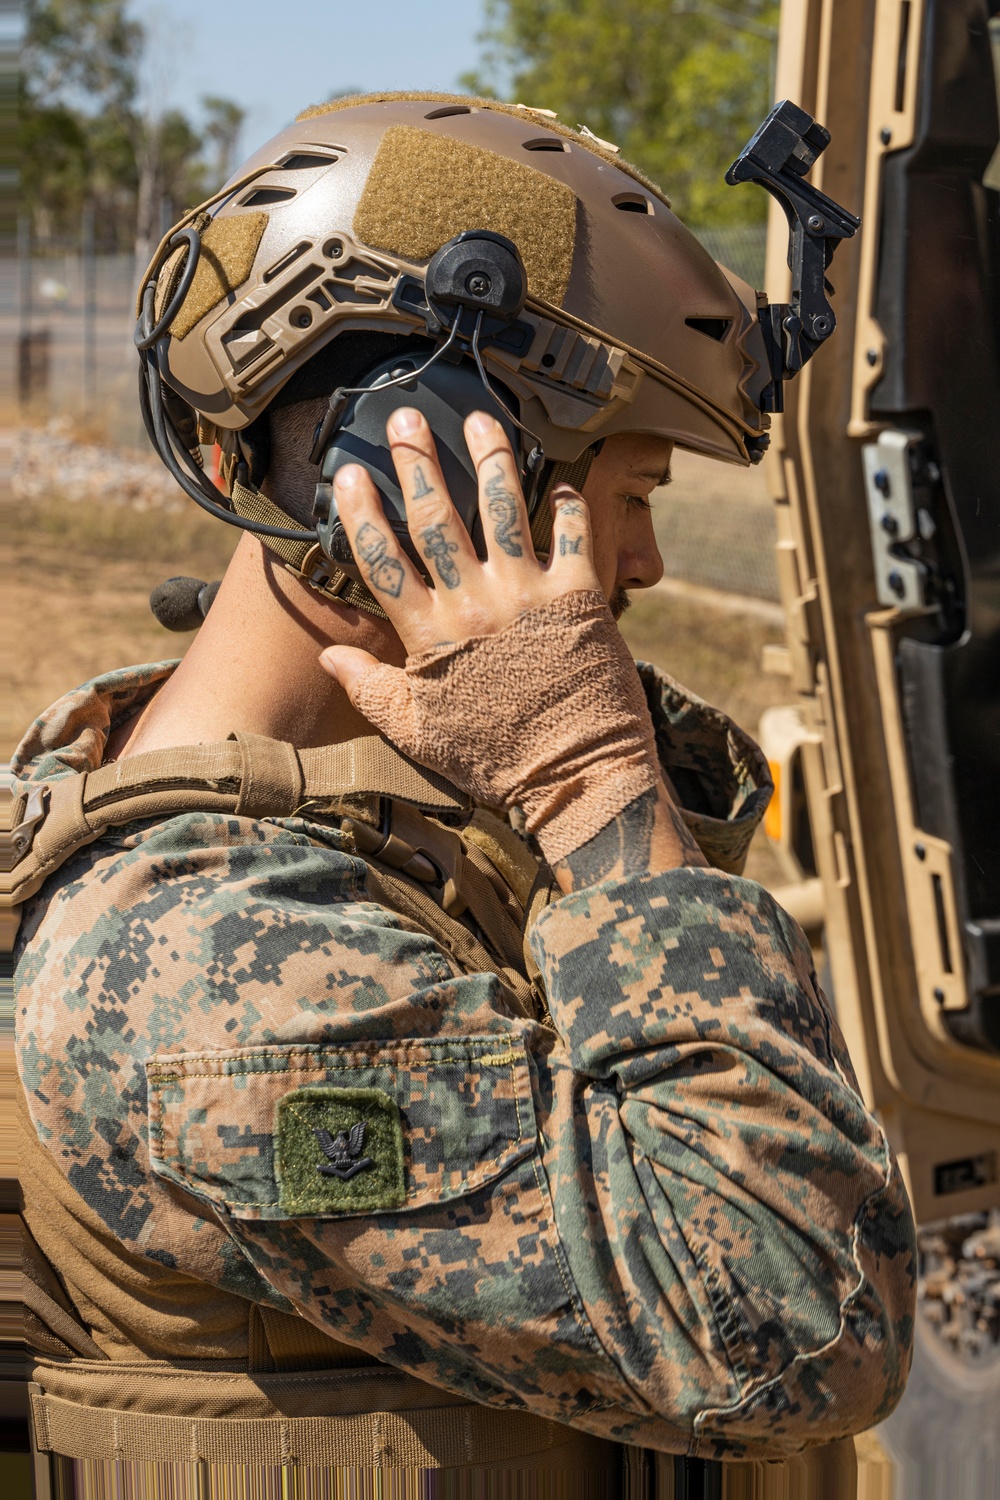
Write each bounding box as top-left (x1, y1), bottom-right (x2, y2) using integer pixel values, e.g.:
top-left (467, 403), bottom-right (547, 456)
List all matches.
top-left (4, 438), bottom-right (789, 888)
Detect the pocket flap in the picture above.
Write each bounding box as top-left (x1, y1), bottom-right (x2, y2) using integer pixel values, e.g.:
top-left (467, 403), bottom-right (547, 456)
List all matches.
top-left (146, 1037), bottom-right (536, 1220)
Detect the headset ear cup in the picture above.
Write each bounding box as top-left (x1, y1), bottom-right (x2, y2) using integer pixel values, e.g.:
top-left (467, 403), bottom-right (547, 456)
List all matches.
top-left (530, 448), bottom-right (598, 556)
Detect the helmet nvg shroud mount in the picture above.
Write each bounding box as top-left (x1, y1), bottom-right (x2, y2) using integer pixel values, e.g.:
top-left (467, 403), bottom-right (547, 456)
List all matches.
top-left (135, 95), bottom-right (858, 617)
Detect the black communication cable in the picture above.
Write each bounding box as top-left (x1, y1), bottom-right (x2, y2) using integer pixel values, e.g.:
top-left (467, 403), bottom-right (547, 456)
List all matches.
top-left (470, 310), bottom-right (546, 511)
top-left (135, 226), bottom-right (321, 542)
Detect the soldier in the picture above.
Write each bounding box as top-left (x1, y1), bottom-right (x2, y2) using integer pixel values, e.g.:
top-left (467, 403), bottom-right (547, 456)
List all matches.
top-left (12, 95), bottom-right (917, 1494)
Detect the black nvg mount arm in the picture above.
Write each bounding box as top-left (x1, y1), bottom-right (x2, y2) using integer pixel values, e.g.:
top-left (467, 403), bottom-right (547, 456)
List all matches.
top-left (728, 99), bottom-right (861, 414)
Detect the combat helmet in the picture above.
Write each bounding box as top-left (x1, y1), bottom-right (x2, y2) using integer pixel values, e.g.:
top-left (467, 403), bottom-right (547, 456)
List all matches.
top-left (135, 93), bottom-right (858, 616)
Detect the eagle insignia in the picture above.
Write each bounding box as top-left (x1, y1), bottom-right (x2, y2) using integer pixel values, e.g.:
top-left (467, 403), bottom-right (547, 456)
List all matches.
top-left (314, 1121), bottom-right (375, 1180)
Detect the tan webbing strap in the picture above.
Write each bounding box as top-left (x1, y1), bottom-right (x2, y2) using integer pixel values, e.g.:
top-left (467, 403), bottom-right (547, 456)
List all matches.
top-left (461, 809), bottom-right (559, 996)
top-left (457, 842), bottom-right (530, 975)
top-left (4, 736), bottom-right (469, 920)
top-left (86, 741), bottom-right (243, 803)
top-left (298, 738), bottom-right (467, 813)
top-left (4, 735), bottom-right (551, 1021)
top-left (235, 733), bottom-right (304, 821)
top-left (80, 736), bottom-right (463, 815)
top-left (21, 1231), bottom-right (107, 1363)
top-left (462, 808), bottom-right (542, 910)
top-left (22, 1283), bottom-right (105, 1364)
top-left (29, 1389), bottom-right (561, 1467)
top-left (530, 448), bottom-right (599, 557)
top-left (230, 480), bottom-right (388, 619)
top-left (251, 1303), bottom-right (379, 1373)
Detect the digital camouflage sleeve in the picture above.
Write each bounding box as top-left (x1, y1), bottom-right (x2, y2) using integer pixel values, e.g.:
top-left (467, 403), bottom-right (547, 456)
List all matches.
top-left (13, 663), bottom-right (917, 1462)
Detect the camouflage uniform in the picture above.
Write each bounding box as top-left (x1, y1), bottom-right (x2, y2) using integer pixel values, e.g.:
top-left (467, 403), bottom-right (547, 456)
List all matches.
top-left (14, 660), bottom-right (916, 1464)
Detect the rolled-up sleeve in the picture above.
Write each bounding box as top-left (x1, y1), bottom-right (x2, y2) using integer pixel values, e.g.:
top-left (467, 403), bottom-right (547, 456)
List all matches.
top-left (530, 866), bottom-right (916, 1457)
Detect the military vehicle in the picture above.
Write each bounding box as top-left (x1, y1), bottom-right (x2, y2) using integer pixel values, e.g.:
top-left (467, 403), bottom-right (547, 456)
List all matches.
top-left (758, 0), bottom-right (1000, 1489)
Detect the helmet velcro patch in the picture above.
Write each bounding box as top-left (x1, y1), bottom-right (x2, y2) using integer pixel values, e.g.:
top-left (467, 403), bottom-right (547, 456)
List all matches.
top-left (297, 91), bottom-right (672, 210)
top-left (354, 126), bottom-right (577, 309)
top-left (169, 211), bottom-right (269, 340)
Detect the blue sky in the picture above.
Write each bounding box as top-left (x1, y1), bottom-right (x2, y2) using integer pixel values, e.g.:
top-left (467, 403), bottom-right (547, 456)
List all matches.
top-left (129, 0), bottom-right (490, 158)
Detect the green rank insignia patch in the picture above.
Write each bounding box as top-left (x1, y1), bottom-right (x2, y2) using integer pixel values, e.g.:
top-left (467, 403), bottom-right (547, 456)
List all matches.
top-left (274, 1086), bottom-right (406, 1215)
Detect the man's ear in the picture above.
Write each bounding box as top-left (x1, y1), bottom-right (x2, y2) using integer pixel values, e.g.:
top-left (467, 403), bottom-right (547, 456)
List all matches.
top-left (260, 397), bottom-right (329, 525)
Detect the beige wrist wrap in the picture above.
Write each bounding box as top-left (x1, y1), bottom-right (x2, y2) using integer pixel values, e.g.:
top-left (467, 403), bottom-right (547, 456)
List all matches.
top-left (353, 589), bottom-right (660, 864)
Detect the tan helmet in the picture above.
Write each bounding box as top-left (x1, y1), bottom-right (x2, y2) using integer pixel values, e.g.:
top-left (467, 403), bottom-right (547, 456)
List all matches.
top-left (142, 91), bottom-right (774, 478)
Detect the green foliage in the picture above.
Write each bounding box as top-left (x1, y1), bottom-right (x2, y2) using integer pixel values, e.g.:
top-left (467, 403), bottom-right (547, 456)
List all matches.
top-left (21, 0), bottom-right (245, 249)
top-left (461, 0), bottom-right (779, 227)
top-left (202, 97), bottom-right (246, 188)
top-left (25, 0), bottom-right (142, 111)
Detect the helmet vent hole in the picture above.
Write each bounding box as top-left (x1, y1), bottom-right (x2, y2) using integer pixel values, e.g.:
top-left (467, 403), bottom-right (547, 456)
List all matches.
top-left (685, 317), bottom-right (732, 342)
top-left (280, 153), bottom-right (340, 169)
top-left (613, 193), bottom-right (653, 214)
top-left (241, 187), bottom-right (297, 206)
top-left (263, 241), bottom-right (311, 283)
top-left (425, 105), bottom-right (473, 119)
top-left (523, 137), bottom-right (569, 152)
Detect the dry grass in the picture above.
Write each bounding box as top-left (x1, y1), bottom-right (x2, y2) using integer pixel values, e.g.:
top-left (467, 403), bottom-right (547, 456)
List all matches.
top-left (3, 496), bottom-right (238, 756)
top-left (618, 589), bottom-right (788, 890)
top-left (4, 447), bottom-right (791, 887)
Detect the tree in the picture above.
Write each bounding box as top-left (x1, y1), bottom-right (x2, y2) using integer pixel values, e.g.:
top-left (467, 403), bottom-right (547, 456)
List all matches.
top-left (25, 0), bottom-right (142, 112)
top-left (21, 0), bottom-right (141, 245)
top-left (202, 97), bottom-right (246, 193)
top-left (20, 0), bottom-right (245, 253)
top-left (461, 0), bottom-right (779, 227)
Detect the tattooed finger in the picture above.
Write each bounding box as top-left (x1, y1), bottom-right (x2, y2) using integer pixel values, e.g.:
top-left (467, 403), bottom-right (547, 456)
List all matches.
top-left (420, 522), bottom-right (462, 589)
top-left (355, 521), bottom-right (405, 598)
top-left (484, 464), bottom-right (524, 558)
top-left (549, 485), bottom-right (595, 576)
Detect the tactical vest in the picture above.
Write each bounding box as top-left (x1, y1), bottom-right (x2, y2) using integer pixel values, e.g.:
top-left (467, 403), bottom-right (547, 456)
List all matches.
top-left (4, 732), bottom-right (650, 1496)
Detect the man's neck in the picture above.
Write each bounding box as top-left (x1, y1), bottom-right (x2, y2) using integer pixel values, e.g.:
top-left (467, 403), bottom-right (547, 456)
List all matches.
top-left (108, 535), bottom-right (404, 761)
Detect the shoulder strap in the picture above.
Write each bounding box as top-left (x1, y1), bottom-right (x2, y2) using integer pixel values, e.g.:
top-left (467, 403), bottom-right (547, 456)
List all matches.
top-left (2, 734), bottom-right (555, 1019)
top-left (2, 733), bottom-right (467, 919)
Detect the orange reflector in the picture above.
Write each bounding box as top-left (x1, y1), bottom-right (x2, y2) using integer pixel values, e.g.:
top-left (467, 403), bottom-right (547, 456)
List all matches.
top-left (764, 759), bottom-right (782, 842)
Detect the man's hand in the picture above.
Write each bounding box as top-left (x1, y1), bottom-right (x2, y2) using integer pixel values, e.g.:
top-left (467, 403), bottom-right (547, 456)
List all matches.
top-left (319, 406), bottom-right (706, 888)
top-left (321, 406), bottom-right (601, 653)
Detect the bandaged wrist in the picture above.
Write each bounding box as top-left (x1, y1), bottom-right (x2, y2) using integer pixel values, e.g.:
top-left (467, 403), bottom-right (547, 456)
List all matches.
top-left (353, 589), bottom-right (660, 864)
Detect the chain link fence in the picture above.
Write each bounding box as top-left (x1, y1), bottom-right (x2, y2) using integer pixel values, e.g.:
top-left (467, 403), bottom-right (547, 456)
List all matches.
top-left (6, 223), bottom-right (777, 602)
top-left (695, 223), bottom-right (768, 289)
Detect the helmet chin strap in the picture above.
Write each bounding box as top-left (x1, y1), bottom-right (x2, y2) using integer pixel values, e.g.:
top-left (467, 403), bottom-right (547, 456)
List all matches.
top-left (528, 448), bottom-right (600, 557)
top-left (228, 480), bottom-right (389, 619)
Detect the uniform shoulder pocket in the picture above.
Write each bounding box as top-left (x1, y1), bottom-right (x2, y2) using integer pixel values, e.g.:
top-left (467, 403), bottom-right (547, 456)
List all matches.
top-left (146, 1037), bottom-right (536, 1220)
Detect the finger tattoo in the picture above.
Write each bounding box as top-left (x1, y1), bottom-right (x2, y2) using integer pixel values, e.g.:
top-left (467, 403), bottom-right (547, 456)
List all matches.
top-left (484, 465), bottom-right (523, 557)
top-left (559, 534), bottom-right (583, 555)
top-left (412, 464), bottom-right (434, 500)
top-left (555, 497), bottom-right (585, 517)
top-left (355, 521), bottom-right (404, 598)
top-left (421, 523), bottom-right (461, 588)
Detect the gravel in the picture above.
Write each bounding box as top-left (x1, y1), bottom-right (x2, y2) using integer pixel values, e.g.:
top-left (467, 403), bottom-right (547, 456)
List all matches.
top-left (918, 1211), bottom-right (1000, 1364)
top-left (11, 422), bottom-right (189, 512)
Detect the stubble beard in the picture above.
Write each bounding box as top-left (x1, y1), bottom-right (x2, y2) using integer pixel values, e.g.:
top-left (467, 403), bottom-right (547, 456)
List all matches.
top-left (609, 587), bottom-right (632, 622)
